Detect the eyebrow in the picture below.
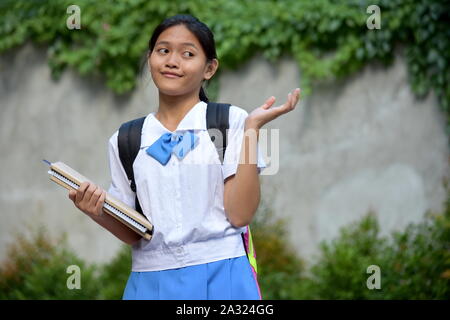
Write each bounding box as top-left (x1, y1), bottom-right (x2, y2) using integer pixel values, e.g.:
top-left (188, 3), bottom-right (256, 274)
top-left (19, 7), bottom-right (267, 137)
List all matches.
top-left (155, 41), bottom-right (198, 49)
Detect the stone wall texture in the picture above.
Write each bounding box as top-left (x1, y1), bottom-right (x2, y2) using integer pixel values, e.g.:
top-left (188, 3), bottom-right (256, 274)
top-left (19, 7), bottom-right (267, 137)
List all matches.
top-left (1, 44), bottom-right (448, 266)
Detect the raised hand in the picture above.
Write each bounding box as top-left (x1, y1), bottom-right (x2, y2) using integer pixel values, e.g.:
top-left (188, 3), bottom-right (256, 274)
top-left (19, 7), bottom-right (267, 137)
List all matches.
top-left (246, 88), bottom-right (301, 129)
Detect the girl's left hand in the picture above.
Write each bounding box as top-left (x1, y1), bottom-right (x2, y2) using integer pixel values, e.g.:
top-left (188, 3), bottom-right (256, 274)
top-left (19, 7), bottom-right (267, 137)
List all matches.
top-left (246, 88), bottom-right (301, 129)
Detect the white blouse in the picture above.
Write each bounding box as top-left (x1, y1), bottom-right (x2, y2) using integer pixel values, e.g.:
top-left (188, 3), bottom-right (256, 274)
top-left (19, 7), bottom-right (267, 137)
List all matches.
top-left (107, 101), bottom-right (266, 271)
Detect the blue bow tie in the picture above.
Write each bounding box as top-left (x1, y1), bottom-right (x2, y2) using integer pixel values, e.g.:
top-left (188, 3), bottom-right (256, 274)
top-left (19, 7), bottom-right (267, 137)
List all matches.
top-left (146, 130), bottom-right (199, 165)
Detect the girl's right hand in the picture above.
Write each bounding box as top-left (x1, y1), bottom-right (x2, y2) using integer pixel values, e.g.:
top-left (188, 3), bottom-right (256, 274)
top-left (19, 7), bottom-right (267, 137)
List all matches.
top-left (69, 181), bottom-right (106, 219)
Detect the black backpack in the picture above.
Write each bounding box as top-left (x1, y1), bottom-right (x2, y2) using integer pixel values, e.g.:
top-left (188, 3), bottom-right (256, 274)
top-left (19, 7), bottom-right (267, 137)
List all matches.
top-left (117, 102), bottom-right (258, 274)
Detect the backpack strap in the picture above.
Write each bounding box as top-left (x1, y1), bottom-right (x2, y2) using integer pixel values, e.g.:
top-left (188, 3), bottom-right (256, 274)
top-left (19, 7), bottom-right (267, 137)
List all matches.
top-left (206, 102), bottom-right (231, 164)
top-left (118, 116), bottom-right (146, 216)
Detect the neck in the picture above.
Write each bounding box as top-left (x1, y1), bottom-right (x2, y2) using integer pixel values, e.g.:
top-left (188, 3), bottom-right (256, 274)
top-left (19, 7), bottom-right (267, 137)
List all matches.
top-left (156, 91), bottom-right (201, 126)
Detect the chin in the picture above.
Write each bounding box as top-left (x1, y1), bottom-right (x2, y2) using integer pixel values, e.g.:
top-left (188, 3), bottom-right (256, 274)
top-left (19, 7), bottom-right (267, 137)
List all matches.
top-left (154, 83), bottom-right (194, 97)
top-left (157, 86), bottom-right (191, 97)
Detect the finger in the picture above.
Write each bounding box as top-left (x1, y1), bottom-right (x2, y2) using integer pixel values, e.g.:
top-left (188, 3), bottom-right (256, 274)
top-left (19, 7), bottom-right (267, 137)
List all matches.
top-left (269, 94), bottom-right (291, 116)
top-left (95, 190), bottom-right (106, 216)
top-left (288, 88), bottom-right (300, 110)
top-left (68, 190), bottom-right (76, 202)
top-left (76, 182), bottom-right (90, 204)
top-left (84, 183), bottom-right (97, 205)
top-left (284, 92), bottom-right (294, 111)
top-left (293, 88), bottom-right (301, 107)
top-left (88, 186), bottom-right (102, 209)
top-left (288, 90), bottom-right (296, 109)
top-left (261, 96), bottom-right (276, 109)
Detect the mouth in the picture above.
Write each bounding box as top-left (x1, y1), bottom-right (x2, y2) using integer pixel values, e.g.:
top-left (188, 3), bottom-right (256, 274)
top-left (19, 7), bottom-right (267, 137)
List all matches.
top-left (161, 72), bottom-right (183, 78)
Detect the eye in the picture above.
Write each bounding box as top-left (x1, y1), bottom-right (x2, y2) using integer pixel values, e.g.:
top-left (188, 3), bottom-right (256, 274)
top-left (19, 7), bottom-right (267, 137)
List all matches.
top-left (183, 51), bottom-right (194, 57)
top-left (157, 48), bottom-right (169, 54)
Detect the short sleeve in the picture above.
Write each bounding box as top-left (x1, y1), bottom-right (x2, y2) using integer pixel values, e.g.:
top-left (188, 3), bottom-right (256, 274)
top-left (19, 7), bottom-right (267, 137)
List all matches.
top-left (107, 130), bottom-right (136, 209)
top-left (221, 106), bottom-right (267, 181)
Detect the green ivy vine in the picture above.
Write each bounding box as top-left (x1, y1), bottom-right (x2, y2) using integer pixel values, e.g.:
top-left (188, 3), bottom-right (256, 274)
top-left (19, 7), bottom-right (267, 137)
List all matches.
top-left (1, 0), bottom-right (449, 134)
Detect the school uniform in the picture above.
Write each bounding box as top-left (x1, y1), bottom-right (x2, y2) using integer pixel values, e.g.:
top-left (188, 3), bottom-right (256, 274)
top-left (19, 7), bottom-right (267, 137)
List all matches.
top-left (107, 100), bottom-right (266, 300)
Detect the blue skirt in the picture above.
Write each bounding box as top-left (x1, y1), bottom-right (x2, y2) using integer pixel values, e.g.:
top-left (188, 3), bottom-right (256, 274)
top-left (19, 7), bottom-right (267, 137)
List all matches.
top-left (122, 255), bottom-right (261, 300)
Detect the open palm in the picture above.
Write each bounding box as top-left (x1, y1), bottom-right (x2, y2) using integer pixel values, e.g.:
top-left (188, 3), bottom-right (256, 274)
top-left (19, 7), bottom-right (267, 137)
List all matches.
top-left (247, 88), bottom-right (301, 129)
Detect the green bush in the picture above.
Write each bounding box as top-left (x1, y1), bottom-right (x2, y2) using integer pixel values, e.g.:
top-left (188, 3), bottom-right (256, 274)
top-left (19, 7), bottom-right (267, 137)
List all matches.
top-left (293, 202), bottom-right (450, 299)
top-left (380, 203), bottom-right (450, 299)
top-left (294, 212), bottom-right (387, 299)
top-left (96, 245), bottom-right (131, 300)
top-left (0, 227), bottom-right (99, 299)
top-left (251, 203), bottom-right (305, 299)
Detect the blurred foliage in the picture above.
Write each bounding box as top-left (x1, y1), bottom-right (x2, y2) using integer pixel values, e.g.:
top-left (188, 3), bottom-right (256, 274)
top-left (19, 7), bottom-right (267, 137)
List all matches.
top-left (293, 197), bottom-right (450, 299)
top-left (0, 0), bottom-right (449, 132)
top-left (96, 245), bottom-right (131, 300)
top-left (0, 227), bottom-right (99, 299)
top-left (380, 201), bottom-right (450, 299)
top-left (251, 204), bottom-right (305, 299)
top-left (295, 212), bottom-right (388, 299)
top-left (1, 193), bottom-right (449, 299)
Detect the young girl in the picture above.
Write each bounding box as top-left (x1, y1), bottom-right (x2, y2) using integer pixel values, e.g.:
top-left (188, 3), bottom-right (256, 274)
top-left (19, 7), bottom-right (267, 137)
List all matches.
top-left (68, 14), bottom-right (300, 300)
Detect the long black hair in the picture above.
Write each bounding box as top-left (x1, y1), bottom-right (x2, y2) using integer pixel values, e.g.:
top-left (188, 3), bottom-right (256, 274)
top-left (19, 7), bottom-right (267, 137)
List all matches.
top-left (148, 14), bottom-right (217, 103)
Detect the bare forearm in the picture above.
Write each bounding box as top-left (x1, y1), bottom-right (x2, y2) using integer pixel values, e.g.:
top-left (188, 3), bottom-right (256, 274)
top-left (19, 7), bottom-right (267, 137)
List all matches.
top-left (227, 120), bottom-right (261, 227)
top-left (225, 88), bottom-right (301, 226)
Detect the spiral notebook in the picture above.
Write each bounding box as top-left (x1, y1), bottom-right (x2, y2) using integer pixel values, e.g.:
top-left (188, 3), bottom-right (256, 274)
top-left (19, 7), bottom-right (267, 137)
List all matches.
top-left (44, 160), bottom-right (153, 240)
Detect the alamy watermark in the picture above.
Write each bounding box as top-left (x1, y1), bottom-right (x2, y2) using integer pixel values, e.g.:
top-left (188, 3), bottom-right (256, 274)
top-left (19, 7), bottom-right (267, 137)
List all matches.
top-left (366, 5), bottom-right (381, 30)
top-left (66, 5), bottom-right (81, 30)
top-left (66, 265), bottom-right (81, 290)
top-left (173, 127), bottom-right (280, 175)
top-left (366, 265), bottom-right (381, 290)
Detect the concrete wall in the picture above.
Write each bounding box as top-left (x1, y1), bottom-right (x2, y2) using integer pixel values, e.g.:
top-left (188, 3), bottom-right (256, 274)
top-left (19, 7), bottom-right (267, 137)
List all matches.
top-left (1, 43), bottom-right (448, 266)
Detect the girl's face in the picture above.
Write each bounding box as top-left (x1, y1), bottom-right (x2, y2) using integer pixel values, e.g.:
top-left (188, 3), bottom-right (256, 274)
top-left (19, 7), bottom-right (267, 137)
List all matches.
top-left (149, 24), bottom-right (217, 98)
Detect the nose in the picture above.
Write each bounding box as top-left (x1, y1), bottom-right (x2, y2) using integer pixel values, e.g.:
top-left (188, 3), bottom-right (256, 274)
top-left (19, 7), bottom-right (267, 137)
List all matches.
top-left (165, 52), bottom-right (180, 69)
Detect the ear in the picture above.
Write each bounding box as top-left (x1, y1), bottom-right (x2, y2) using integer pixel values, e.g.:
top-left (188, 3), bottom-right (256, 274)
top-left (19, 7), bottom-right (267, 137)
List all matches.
top-left (204, 58), bottom-right (219, 81)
